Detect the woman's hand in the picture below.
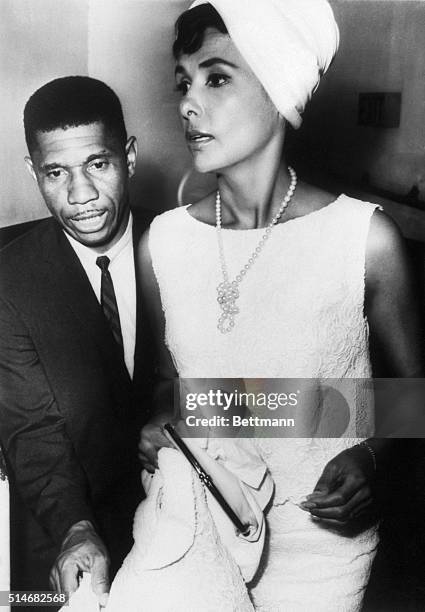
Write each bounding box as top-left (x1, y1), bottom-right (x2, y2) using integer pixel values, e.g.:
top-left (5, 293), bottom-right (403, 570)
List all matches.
top-left (138, 418), bottom-right (175, 473)
top-left (300, 444), bottom-right (376, 525)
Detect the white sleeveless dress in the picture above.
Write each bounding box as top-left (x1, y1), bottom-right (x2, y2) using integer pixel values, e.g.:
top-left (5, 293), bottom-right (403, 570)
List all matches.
top-left (148, 195), bottom-right (380, 612)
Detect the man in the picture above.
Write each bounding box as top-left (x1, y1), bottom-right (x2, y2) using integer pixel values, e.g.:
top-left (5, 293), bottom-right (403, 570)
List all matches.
top-left (0, 76), bottom-right (153, 608)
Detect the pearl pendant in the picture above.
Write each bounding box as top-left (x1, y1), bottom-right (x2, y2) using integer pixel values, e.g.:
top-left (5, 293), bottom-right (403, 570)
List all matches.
top-left (217, 280), bottom-right (240, 333)
top-left (215, 166), bottom-right (297, 333)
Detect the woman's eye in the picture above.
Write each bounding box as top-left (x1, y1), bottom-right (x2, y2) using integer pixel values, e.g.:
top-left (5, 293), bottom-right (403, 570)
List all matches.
top-left (207, 73), bottom-right (229, 88)
top-left (175, 80), bottom-right (190, 95)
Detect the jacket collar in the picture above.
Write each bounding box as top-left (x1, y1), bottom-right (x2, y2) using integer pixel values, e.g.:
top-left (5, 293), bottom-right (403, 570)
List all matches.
top-left (42, 219), bottom-right (133, 395)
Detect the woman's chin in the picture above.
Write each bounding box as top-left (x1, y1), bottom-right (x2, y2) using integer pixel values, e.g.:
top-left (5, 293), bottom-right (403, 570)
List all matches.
top-left (192, 158), bottom-right (218, 174)
top-left (192, 151), bottom-right (246, 176)
top-left (190, 149), bottom-right (225, 174)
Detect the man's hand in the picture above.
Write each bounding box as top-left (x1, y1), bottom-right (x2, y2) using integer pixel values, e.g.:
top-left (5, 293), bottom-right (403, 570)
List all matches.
top-left (138, 420), bottom-right (174, 473)
top-left (300, 444), bottom-right (376, 525)
top-left (49, 520), bottom-right (110, 607)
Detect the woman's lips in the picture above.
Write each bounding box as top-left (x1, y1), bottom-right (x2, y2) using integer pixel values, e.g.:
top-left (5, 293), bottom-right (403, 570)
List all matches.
top-left (186, 130), bottom-right (215, 149)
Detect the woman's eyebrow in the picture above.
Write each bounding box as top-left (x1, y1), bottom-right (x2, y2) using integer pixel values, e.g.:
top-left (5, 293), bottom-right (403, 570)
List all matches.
top-left (199, 57), bottom-right (238, 69)
top-left (175, 57), bottom-right (238, 76)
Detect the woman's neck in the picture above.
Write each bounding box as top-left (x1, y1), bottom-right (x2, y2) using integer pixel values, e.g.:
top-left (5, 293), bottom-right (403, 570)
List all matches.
top-left (216, 141), bottom-right (292, 229)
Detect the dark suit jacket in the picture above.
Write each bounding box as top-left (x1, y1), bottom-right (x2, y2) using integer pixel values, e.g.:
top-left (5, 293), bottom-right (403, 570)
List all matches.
top-left (0, 210), bottom-right (154, 593)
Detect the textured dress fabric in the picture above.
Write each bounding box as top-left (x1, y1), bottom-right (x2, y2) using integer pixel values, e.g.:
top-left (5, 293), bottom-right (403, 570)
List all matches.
top-left (107, 449), bottom-right (255, 612)
top-left (62, 448), bottom-right (256, 612)
top-left (148, 195), bottom-right (381, 611)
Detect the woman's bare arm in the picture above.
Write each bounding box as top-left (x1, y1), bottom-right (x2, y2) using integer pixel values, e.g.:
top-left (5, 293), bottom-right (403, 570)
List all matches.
top-left (366, 211), bottom-right (424, 437)
top-left (366, 210), bottom-right (423, 379)
top-left (304, 210), bottom-right (425, 523)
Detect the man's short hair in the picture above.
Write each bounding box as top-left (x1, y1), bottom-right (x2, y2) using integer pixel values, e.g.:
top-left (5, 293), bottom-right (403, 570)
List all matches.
top-left (24, 76), bottom-right (127, 154)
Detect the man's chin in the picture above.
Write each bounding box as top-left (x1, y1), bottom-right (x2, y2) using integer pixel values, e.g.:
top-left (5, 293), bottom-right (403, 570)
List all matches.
top-left (66, 227), bottom-right (115, 250)
top-left (62, 209), bottom-right (129, 251)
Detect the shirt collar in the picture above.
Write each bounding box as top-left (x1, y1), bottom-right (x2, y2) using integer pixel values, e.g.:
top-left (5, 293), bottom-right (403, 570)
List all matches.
top-left (64, 212), bottom-right (133, 267)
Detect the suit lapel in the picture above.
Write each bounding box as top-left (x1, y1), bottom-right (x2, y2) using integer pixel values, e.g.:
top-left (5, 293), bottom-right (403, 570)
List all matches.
top-left (41, 221), bottom-right (132, 394)
top-left (39, 212), bottom-right (155, 416)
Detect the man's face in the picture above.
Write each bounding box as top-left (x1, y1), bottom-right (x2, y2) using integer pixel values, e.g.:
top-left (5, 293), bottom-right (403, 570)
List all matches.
top-left (26, 122), bottom-right (137, 251)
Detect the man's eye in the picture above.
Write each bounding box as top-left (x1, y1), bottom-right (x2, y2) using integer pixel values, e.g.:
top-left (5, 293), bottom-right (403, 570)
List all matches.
top-left (88, 160), bottom-right (109, 172)
top-left (175, 80), bottom-right (190, 96)
top-left (207, 73), bottom-right (229, 88)
top-left (47, 169), bottom-right (64, 179)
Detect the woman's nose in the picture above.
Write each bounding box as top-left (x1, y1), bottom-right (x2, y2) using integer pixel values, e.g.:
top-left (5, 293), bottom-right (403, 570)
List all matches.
top-left (180, 94), bottom-right (202, 121)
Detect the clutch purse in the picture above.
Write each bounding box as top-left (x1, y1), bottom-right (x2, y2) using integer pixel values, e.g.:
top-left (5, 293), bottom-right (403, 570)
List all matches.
top-left (164, 423), bottom-right (251, 535)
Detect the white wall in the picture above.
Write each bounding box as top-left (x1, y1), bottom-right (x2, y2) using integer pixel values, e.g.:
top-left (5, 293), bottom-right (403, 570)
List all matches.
top-left (87, 0), bottom-right (192, 214)
top-left (0, 0), bottom-right (89, 227)
top-left (0, 0), bottom-right (194, 227)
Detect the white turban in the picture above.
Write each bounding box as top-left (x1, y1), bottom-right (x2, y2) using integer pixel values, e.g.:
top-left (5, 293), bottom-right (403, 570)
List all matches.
top-left (189, 0), bottom-right (339, 129)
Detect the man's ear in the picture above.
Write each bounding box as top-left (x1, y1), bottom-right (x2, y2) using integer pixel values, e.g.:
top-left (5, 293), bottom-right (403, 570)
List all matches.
top-left (24, 156), bottom-right (37, 182)
top-left (125, 136), bottom-right (137, 178)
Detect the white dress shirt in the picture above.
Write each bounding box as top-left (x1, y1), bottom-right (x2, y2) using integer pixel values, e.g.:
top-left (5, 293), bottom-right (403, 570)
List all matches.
top-left (65, 214), bottom-right (136, 378)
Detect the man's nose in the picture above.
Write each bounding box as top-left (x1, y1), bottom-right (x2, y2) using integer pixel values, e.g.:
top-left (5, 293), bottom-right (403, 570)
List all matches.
top-left (67, 169), bottom-right (99, 205)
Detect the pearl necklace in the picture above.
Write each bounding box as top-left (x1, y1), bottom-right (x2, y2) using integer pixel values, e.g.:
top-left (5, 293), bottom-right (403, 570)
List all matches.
top-left (216, 166), bottom-right (297, 333)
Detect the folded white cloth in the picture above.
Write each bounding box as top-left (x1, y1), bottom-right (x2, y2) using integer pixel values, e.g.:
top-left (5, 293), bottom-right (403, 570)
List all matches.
top-left (190, 0), bottom-right (339, 128)
top-left (184, 437), bottom-right (274, 581)
top-left (59, 573), bottom-right (99, 612)
top-left (205, 437), bottom-right (274, 520)
top-left (126, 442), bottom-right (271, 579)
top-left (106, 448), bottom-right (256, 611)
top-left (61, 442), bottom-right (272, 611)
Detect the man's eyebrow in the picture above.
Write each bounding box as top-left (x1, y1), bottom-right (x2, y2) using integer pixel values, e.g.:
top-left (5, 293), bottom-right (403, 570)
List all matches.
top-left (40, 162), bottom-right (63, 172)
top-left (85, 151), bottom-right (112, 163)
top-left (40, 151), bottom-right (111, 172)
top-left (175, 57), bottom-right (238, 76)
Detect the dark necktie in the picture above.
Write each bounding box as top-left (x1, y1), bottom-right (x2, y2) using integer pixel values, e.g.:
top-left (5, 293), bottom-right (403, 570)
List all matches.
top-left (96, 255), bottom-right (124, 352)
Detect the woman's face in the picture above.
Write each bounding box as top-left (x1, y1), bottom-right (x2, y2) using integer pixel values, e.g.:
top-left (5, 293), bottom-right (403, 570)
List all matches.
top-left (175, 28), bottom-right (282, 174)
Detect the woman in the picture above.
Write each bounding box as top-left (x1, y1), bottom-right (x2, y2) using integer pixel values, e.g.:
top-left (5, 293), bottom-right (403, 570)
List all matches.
top-left (136, 1), bottom-right (423, 610)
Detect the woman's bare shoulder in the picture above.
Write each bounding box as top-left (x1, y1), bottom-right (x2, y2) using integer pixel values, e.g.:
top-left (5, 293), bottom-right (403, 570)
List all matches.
top-left (367, 209), bottom-right (404, 258)
top-left (366, 209), bottom-right (409, 289)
